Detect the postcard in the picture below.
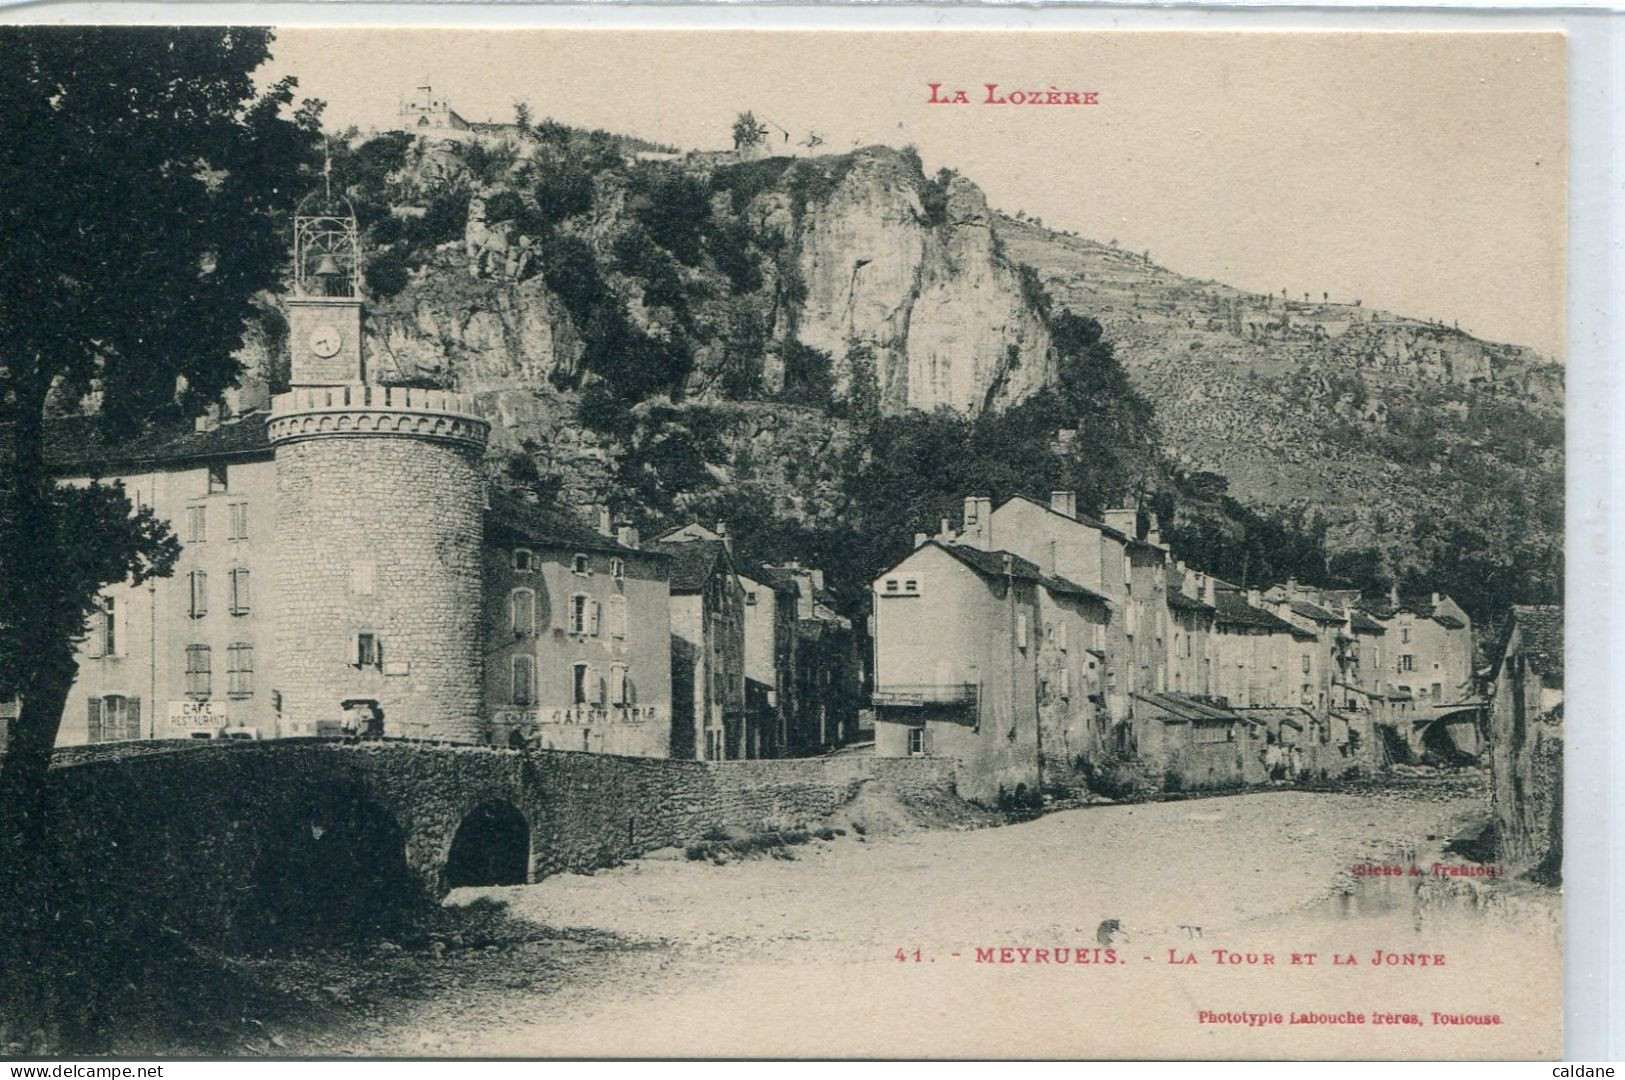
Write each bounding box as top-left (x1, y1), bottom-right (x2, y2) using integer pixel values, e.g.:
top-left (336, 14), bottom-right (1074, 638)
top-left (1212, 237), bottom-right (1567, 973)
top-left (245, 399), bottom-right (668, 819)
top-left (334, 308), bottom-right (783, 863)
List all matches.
top-left (0, 25), bottom-right (1565, 1060)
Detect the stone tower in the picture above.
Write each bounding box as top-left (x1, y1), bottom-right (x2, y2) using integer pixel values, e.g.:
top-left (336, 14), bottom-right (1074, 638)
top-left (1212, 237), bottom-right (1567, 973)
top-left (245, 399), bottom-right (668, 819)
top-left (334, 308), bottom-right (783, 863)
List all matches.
top-left (267, 192), bottom-right (491, 741)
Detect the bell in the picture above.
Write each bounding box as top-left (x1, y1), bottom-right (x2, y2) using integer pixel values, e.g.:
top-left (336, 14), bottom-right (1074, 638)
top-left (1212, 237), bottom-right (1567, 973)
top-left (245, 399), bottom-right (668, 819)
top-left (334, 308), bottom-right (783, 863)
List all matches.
top-left (312, 253), bottom-right (342, 278)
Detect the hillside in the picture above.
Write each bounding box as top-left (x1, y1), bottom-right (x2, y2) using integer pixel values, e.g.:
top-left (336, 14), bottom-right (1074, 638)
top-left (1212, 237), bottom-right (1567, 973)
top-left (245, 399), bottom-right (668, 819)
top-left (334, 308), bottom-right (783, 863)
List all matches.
top-left (227, 124), bottom-right (1562, 617)
top-left (998, 219), bottom-right (1564, 594)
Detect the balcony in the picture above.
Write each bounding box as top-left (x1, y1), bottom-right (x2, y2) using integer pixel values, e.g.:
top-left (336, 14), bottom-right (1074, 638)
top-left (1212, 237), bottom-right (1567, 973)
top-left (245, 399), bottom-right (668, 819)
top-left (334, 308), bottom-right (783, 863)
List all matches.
top-left (872, 683), bottom-right (979, 708)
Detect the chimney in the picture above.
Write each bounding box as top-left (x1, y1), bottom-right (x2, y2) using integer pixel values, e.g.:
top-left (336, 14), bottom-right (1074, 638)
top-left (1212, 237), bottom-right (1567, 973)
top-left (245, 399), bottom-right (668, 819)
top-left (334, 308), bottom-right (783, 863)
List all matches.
top-left (937, 517), bottom-right (953, 542)
top-left (914, 532), bottom-right (928, 548)
top-left (1389, 583), bottom-right (1400, 607)
top-left (1049, 491), bottom-right (1077, 520)
top-left (1146, 512), bottom-right (1162, 549)
top-left (961, 495), bottom-right (993, 550)
top-left (1287, 577), bottom-right (1299, 598)
top-left (1104, 507), bottom-right (1137, 538)
top-left (193, 402), bottom-right (222, 433)
top-left (715, 521), bottom-right (732, 553)
top-left (810, 569), bottom-right (825, 593)
top-left (1431, 592), bottom-right (1441, 608)
top-left (616, 524), bottom-right (640, 550)
top-left (1247, 588), bottom-right (1261, 608)
top-left (595, 504), bottom-right (613, 537)
top-left (1199, 573), bottom-right (1212, 605)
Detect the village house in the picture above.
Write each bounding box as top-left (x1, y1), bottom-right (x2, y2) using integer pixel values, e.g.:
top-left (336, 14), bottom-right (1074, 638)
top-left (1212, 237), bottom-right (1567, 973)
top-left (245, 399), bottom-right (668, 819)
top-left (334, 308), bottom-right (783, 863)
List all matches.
top-left (736, 560), bottom-right (800, 758)
top-left (1165, 561), bottom-right (1218, 699)
top-left (482, 495), bottom-right (672, 757)
top-left (767, 561), bottom-right (864, 754)
top-left (1361, 588), bottom-right (1479, 761)
top-left (870, 540), bottom-right (1050, 804)
top-left (648, 526), bottom-right (747, 761)
top-left (1209, 581), bottom-right (1311, 710)
top-left (1485, 604), bottom-right (1563, 882)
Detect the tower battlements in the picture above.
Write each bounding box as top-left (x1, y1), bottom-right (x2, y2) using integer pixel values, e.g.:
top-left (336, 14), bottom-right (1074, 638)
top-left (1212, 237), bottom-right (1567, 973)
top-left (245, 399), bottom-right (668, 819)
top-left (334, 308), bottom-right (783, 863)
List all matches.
top-left (267, 385), bottom-right (490, 451)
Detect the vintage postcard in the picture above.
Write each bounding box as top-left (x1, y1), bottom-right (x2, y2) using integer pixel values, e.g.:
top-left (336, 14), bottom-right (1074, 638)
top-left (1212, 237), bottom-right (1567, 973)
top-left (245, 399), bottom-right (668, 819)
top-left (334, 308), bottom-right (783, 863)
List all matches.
top-left (0, 26), bottom-right (1565, 1059)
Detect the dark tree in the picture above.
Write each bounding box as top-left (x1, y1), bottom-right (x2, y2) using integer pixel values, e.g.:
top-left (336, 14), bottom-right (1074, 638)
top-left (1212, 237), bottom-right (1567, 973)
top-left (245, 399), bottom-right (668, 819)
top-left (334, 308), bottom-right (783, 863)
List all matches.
top-left (0, 28), bottom-right (318, 862)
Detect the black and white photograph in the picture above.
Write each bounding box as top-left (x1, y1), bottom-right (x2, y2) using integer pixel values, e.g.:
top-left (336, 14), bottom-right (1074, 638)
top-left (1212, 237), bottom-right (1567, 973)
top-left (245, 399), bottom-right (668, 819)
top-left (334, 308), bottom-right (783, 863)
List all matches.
top-left (0, 24), bottom-right (1568, 1059)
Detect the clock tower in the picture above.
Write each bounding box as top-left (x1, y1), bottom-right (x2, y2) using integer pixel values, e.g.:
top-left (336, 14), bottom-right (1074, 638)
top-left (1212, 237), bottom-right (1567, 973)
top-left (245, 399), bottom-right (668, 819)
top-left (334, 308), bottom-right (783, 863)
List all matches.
top-left (287, 193), bottom-right (364, 385)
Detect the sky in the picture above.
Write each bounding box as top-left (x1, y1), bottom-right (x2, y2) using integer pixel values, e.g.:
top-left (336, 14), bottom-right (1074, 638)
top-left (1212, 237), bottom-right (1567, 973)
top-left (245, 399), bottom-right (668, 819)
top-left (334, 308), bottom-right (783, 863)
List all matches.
top-left (263, 29), bottom-right (1567, 361)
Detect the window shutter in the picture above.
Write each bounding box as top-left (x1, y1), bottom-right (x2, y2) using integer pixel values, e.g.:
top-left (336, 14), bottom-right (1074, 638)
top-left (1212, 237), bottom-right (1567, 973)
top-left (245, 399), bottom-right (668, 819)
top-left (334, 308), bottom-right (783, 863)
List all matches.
top-left (1016, 613), bottom-right (1029, 649)
top-left (85, 613), bottom-right (103, 659)
top-left (87, 697), bottom-right (102, 742)
top-left (590, 666), bottom-right (603, 704)
top-left (590, 600), bottom-right (601, 637)
top-left (127, 696), bottom-right (142, 740)
top-left (115, 599), bottom-right (127, 657)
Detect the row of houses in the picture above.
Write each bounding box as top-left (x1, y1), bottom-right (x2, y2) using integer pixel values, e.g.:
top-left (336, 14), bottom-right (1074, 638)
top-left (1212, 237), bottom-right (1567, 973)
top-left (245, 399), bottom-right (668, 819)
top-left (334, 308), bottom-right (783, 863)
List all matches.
top-left (12, 421), bottom-right (860, 763)
top-left (869, 492), bottom-right (1482, 803)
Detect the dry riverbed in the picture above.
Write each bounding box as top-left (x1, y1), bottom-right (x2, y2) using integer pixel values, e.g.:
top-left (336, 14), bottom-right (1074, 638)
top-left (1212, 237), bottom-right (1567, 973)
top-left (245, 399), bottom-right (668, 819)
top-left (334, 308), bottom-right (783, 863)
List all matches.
top-left (128, 774), bottom-right (1561, 1059)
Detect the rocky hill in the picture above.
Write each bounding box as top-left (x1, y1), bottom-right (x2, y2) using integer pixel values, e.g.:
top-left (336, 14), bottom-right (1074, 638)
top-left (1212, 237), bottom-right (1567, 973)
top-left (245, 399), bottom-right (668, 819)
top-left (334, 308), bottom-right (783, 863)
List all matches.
top-left (228, 125), bottom-right (1561, 614)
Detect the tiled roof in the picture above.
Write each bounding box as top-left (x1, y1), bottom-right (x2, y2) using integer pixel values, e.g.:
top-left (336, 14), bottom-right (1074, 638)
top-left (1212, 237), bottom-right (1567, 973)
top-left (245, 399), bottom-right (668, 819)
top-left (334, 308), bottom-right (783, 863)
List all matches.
top-left (486, 492), bottom-right (654, 558)
top-left (997, 494), bottom-right (1165, 555)
top-left (1511, 604), bottom-right (1563, 684)
top-left (1234, 706), bottom-right (1315, 731)
top-left (1348, 610), bottom-right (1386, 633)
top-left (41, 411), bottom-right (273, 473)
top-left (739, 563), bottom-right (799, 596)
top-left (1289, 599), bottom-right (1344, 624)
top-left (1167, 589), bottom-right (1215, 614)
top-left (1133, 692), bottom-right (1248, 724)
top-left (1213, 589), bottom-right (1302, 634)
top-left (645, 539), bottom-right (729, 594)
top-left (920, 541), bottom-right (1110, 605)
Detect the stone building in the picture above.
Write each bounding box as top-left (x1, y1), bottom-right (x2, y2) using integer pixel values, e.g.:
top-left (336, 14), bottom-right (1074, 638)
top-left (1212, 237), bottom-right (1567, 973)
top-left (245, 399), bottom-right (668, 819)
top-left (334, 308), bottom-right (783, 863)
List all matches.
top-left (647, 527), bottom-right (746, 761)
top-left (766, 562), bottom-right (864, 755)
top-left (398, 84), bottom-right (471, 133)
top-left (42, 193), bottom-right (683, 754)
top-left (1485, 604), bottom-right (1564, 882)
top-left (737, 561), bottom-right (800, 759)
top-left (482, 495), bottom-right (672, 757)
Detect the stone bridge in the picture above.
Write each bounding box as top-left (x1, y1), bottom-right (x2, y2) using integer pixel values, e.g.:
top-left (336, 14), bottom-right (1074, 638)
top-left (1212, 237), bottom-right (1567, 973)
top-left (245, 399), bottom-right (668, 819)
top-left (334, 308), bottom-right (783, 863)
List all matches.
top-left (43, 739), bottom-right (955, 946)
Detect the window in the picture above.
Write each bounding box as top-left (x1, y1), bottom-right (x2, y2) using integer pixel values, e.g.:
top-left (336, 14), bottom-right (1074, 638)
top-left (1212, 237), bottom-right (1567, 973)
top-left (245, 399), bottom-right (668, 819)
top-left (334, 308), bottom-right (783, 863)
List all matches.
top-left (512, 655), bottom-right (535, 706)
top-left (611, 557), bottom-right (624, 581)
top-left (880, 574), bottom-right (923, 597)
top-left (88, 694), bottom-right (140, 743)
top-left (1015, 613), bottom-right (1029, 650)
top-left (1122, 553), bottom-right (1133, 586)
top-left (207, 462), bottom-right (228, 494)
top-left (87, 596), bottom-right (117, 658)
top-left (572, 553), bottom-right (590, 576)
top-left (609, 663), bottom-right (628, 706)
top-left (513, 548), bottom-right (533, 573)
top-left (572, 662), bottom-right (590, 705)
top-left (510, 588), bottom-right (536, 635)
top-left (1055, 621), bottom-right (1068, 650)
top-left (229, 567), bottom-right (251, 615)
top-left (1401, 627), bottom-right (1411, 644)
top-left (1059, 668), bottom-right (1072, 698)
top-left (228, 502), bottom-right (249, 541)
top-left (188, 570), bottom-right (208, 618)
top-left (1431, 682), bottom-right (1442, 701)
top-left (227, 643), bottom-right (254, 698)
top-left (569, 594), bottom-right (598, 636)
top-left (186, 506), bottom-right (206, 544)
top-left (907, 727), bottom-right (926, 756)
top-left (1301, 654), bottom-right (1311, 673)
top-left (610, 595), bottom-right (628, 640)
top-left (185, 645), bottom-right (211, 698)
top-left (1399, 654), bottom-right (1414, 672)
top-left (356, 632), bottom-right (381, 670)
top-left (745, 590), bottom-right (758, 606)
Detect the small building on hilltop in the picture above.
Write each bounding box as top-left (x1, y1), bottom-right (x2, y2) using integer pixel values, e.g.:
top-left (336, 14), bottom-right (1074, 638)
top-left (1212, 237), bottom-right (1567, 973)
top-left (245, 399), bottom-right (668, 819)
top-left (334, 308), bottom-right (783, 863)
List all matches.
top-left (1485, 604), bottom-right (1564, 883)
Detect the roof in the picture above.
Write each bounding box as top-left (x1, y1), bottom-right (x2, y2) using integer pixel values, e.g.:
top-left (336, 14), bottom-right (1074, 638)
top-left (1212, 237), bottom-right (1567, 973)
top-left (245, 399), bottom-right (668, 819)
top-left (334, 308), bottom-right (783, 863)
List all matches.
top-left (1167, 589), bottom-right (1215, 614)
top-left (646, 538), bottom-right (730, 594)
top-left (1133, 692), bottom-right (1252, 725)
top-left (1348, 610), bottom-right (1386, 633)
top-left (1510, 604), bottom-right (1563, 684)
top-left (1212, 588), bottom-right (1304, 635)
top-left (41, 411), bottom-right (273, 474)
top-left (909, 541), bottom-right (1110, 605)
top-left (738, 563), bottom-right (799, 596)
top-left (486, 492), bottom-right (655, 558)
top-left (1233, 706), bottom-right (1315, 731)
top-left (1288, 599), bottom-right (1345, 624)
top-left (996, 494), bottom-right (1165, 555)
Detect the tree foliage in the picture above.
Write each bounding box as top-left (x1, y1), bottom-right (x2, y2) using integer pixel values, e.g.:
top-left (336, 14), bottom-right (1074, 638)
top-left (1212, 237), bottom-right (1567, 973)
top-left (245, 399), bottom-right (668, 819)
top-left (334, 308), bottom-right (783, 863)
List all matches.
top-left (0, 27), bottom-right (318, 859)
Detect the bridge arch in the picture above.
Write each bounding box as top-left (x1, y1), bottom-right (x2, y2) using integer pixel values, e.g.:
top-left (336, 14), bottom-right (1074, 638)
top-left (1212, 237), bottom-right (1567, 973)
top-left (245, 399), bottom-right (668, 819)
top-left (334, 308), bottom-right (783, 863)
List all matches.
top-left (444, 799), bottom-right (533, 889)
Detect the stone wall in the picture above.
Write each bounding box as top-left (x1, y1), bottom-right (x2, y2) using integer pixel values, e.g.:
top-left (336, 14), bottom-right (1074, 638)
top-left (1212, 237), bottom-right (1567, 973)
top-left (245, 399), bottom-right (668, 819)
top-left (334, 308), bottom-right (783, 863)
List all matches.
top-left (41, 741), bottom-right (957, 947)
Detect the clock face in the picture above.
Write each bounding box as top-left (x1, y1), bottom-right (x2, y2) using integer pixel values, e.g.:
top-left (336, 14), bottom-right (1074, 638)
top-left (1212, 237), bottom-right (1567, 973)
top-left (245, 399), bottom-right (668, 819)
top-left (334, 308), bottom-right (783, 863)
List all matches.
top-left (308, 325), bottom-right (342, 359)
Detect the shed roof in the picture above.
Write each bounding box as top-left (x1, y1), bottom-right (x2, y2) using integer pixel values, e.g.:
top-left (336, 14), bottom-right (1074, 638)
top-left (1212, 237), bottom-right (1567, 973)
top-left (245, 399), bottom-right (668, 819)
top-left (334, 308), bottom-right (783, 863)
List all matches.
top-left (646, 539), bottom-right (730, 593)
